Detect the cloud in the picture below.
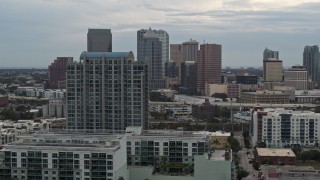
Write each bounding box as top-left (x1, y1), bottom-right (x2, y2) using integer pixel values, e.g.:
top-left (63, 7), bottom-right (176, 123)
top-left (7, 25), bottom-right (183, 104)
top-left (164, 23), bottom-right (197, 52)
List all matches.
top-left (0, 0), bottom-right (320, 67)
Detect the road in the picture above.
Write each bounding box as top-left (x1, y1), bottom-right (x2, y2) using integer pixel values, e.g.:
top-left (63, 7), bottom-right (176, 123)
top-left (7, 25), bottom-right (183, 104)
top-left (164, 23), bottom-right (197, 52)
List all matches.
top-left (234, 131), bottom-right (257, 180)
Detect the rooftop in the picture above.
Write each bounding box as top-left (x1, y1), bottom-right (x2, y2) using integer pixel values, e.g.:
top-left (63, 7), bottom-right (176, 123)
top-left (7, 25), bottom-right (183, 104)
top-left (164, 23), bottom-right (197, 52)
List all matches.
top-left (80, 51), bottom-right (134, 60)
top-left (256, 148), bottom-right (296, 157)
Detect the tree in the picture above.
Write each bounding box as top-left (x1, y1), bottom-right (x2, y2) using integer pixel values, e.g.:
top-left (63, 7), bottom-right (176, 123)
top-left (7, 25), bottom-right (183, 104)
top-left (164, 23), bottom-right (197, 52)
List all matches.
top-left (118, 177), bottom-right (125, 180)
top-left (228, 136), bottom-right (241, 152)
top-left (253, 161), bottom-right (260, 170)
top-left (242, 130), bottom-right (249, 139)
top-left (237, 167), bottom-right (249, 180)
top-left (212, 93), bottom-right (228, 101)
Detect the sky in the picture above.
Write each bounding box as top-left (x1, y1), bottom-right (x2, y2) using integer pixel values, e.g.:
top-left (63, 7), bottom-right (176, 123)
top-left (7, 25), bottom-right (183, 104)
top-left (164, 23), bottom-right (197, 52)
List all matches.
top-left (1, 0), bottom-right (320, 68)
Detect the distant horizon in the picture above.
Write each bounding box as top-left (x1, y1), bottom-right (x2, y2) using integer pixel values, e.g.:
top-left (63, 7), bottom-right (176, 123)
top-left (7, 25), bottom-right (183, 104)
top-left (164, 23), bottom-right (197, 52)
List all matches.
top-left (1, 0), bottom-right (320, 67)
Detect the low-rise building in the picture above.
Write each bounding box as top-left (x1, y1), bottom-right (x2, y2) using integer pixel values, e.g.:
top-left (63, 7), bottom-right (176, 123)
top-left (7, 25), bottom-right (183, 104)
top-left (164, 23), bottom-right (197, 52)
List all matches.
top-left (210, 131), bottom-right (231, 149)
top-left (240, 91), bottom-right (290, 104)
top-left (0, 127), bottom-right (236, 180)
top-left (255, 148), bottom-right (296, 165)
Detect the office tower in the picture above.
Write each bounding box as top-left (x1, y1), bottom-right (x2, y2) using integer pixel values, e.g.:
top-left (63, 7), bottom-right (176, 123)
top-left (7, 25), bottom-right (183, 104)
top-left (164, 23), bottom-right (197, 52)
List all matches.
top-left (284, 65), bottom-right (308, 90)
top-left (87, 29), bottom-right (112, 52)
top-left (66, 51), bottom-right (148, 132)
top-left (137, 28), bottom-right (169, 76)
top-left (197, 44), bottom-right (222, 95)
top-left (48, 57), bottom-right (73, 89)
top-left (137, 28), bottom-right (165, 89)
top-left (303, 45), bottom-right (320, 83)
top-left (263, 48), bottom-right (279, 60)
top-left (165, 61), bottom-right (178, 78)
top-left (181, 61), bottom-right (197, 94)
top-left (170, 44), bottom-right (183, 81)
top-left (170, 44), bottom-right (183, 65)
top-left (182, 39), bottom-right (199, 62)
top-left (263, 58), bottom-right (283, 82)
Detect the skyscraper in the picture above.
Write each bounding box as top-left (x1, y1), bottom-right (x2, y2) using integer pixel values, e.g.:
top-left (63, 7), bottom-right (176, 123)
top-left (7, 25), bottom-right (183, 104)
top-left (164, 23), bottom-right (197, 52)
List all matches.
top-left (263, 48), bottom-right (279, 60)
top-left (170, 44), bottom-right (183, 81)
top-left (137, 28), bottom-right (169, 75)
top-left (182, 39), bottom-right (199, 62)
top-left (66, 51), bottom-right (148, 132)
top-left (197, 44), bottom-right (222, 95)
top-left (48, 57), bottom-right (73, 89)
top-left (87, 29), bottom-right (112, 52)
top-left (137, 28), bottom-right (165, 89)
top-left (181, 61), bottom-right (197, 94)
top-left (303, 45), bottom-right (320, 83)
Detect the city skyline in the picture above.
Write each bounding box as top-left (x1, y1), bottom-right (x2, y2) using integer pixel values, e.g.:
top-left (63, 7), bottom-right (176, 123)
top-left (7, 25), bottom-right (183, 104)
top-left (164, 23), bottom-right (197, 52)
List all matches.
top-left (1, 0), bottom-right (320, 67)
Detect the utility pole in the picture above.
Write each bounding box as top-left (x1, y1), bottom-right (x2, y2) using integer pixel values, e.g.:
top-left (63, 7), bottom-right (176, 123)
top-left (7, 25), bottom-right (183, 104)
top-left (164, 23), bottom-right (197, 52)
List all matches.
top-left (231, 98), bottom-right (234, 134)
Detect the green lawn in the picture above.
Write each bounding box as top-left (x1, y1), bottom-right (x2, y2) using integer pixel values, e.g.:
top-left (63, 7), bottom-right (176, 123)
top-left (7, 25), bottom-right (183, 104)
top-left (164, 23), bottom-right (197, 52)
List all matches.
top-left (296, 161), bottom-right (320, 170)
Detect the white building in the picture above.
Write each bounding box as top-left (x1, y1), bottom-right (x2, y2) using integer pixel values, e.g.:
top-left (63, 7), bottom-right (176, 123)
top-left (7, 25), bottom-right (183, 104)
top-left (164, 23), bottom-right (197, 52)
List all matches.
top-left (252, 108), bottom-right (320, 148)
top-left (0, 127), bottom-right (235, 180)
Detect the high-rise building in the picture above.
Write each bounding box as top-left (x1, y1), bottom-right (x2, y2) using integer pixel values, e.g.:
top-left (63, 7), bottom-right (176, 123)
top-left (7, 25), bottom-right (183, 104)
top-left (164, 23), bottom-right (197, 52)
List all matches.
top-left (170, 44), bottom-right (183, 81)
top-left (66, 51), bottom-right (148, 132)
top-left (303, 45), bottom-right (320, 83)
top-left (181, 61), bottom-right (197, 94)
top-left (263, 58), bottom-right (283, 82)
top-left (183, 39), bottom-right (199, 62)
top-left (137, 28), bottom-right (169, 76)
top-left (284, 65), bottom-right (308, 90)
top-left (137, 28), bottom-right (165, 89)
top-left (48, 57), bottom-right (73, 89)
top-left (197, 44), bottom-right (222, 95)
top-left (263, 48), bottom-right (279, 60)
top-left (87, 29), bottom-right (112, 52)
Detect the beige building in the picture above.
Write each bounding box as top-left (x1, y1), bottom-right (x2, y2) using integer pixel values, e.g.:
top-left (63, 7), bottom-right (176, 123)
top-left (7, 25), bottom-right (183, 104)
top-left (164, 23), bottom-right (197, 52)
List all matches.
top-left (205, 83), bottom-right (239, 98)
top-left (263, 58), bottom-right (283, 82)
top-left (206, 84), bottom-right (227, 96)
top-left (240, 91), bottom-right (290, 104)
top-left (284, 65), bottom-right (308, 90)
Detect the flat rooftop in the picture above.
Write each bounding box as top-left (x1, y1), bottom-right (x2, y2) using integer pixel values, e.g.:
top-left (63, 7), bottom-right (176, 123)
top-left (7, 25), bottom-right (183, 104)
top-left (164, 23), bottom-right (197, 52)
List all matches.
top-left (257, 148), bottom-right (296, 157)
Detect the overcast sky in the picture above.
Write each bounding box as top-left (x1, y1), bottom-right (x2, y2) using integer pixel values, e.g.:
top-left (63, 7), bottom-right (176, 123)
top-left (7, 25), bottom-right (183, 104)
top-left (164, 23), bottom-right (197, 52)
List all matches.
top-left (1, 0), bottom-right (320, 68)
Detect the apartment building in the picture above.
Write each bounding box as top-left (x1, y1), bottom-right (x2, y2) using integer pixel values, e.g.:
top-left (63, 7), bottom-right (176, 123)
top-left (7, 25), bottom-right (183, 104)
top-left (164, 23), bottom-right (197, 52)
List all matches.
top-left (0, 128), bottom-right (235, 180)
top-left (252, 108), bottom-right (320, 148)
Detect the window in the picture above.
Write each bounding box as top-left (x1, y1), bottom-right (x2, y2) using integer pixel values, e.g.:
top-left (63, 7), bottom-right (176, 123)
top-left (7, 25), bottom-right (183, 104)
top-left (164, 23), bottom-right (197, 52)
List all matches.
top-left (84, 154), bottom-right (90, 158)
top-left (74, 154), bottom-right (79, 158)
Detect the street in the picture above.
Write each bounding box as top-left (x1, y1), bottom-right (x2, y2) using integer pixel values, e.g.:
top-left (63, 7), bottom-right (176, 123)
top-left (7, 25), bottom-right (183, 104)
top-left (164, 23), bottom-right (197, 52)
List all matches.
top-left (234, 131), bottom-right (257, 180)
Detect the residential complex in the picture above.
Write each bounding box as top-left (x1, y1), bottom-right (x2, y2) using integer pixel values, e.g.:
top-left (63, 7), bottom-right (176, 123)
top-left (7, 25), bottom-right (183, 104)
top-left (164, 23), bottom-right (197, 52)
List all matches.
top-left (87, 29), bottom-right (112, 52)
top-left (252, 108), bottom-right (320, 148)
top-left (66, 51), bottom-right (148, 132)
top-left (0, 128), bottom-right (235, 180)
